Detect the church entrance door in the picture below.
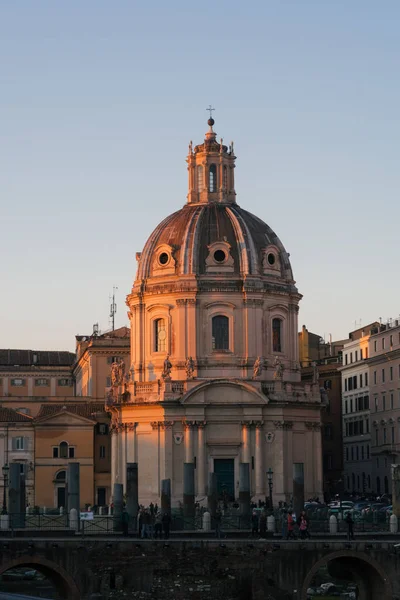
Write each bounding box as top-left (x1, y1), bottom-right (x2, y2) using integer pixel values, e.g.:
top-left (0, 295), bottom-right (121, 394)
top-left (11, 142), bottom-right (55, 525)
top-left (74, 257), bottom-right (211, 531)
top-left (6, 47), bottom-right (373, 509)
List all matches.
top-left (214, 459), bottom-right (235, 501)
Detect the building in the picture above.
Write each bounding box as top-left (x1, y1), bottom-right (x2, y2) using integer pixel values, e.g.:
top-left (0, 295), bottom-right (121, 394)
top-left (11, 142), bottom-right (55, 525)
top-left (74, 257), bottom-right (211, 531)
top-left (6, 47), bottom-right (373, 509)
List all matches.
top-left (0, 407), bottom-right (34, 508)
top-left (0, 349), bottom-right (74, 400)
top-left (74, 327), bottom-right (130, 398)
top-left (107, 117), bottom-right (324, 507)
top-left (368, 319), bottom-right (400, 496)
top-left (340, 323), bottom-right (379, 494)
top-left (300, 326), bottom-right (347, 499)
top-left (34, 403), bottom-right (110, 509)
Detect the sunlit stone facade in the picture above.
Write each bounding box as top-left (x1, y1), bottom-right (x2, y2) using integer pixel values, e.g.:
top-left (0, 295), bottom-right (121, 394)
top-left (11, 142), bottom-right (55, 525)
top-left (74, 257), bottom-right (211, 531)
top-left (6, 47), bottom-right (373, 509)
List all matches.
top-left (108, 118), bottom-right (323, 506)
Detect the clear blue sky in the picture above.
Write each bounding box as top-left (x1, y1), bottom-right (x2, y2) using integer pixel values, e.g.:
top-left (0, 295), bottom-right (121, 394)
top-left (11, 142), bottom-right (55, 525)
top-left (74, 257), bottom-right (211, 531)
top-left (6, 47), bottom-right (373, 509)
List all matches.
top-left (1, 1), bottom-right (399, 351)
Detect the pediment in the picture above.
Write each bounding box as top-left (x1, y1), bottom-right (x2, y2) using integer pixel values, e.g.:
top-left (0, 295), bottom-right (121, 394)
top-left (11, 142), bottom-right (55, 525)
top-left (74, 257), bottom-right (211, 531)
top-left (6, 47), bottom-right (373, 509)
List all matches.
top-left (181, 380), bottom-right (268, 405)
top-left (35, 411), bottom-right (95, 426)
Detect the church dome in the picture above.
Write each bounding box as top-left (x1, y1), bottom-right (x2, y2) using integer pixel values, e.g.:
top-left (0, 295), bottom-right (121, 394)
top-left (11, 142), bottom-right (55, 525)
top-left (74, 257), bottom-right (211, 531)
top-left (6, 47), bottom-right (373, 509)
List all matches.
top-left (136, 202), bottom-right (294, 282)
top-left (135, 118), bottom-right (295, 287)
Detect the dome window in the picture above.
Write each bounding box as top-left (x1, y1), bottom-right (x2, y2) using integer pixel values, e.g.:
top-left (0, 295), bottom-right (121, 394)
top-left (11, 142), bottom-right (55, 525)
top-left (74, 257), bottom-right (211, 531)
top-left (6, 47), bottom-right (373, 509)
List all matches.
top-left (272, 318), bottom-right (282, 353)
top-left (158, 252), bottom-right (169, 266)
top-left (267, 253), bottom-right (275, 265)
top-left (209, 164), bottom-right (217, 193)
top-left (212, 315), bottom-right (229, 351)
top-left (213, 249), bottom-right (226, 263)
top-left (154, 318), bottom-right (166, 353)
top-left (223, 165), bottom-right (228, 190)
top-left (197, 165), bottom-right (204, 191)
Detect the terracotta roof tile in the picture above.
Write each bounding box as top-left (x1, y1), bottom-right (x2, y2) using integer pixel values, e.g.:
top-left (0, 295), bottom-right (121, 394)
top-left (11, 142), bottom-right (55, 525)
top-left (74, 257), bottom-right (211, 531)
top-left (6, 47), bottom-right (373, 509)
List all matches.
top-left (0, 349), bottom-right (75, 368)
top-left (35, 403), bottom-right (106, 421)
top-left (0, 407), bottom-right (33, 423)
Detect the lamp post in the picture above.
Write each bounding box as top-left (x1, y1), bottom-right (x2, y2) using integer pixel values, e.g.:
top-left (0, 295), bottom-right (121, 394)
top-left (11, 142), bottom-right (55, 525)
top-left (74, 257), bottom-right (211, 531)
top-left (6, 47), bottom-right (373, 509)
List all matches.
top-left (2, 464), bottom-right (9, 515)
top-left (267, 468), bottom-right (274, 510)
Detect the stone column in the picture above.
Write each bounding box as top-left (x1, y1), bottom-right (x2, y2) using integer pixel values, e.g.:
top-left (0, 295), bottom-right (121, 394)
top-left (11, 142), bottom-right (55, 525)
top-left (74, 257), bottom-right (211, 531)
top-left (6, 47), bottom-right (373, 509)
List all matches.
top-left (207, 472), bottom-right (218, 517)
top-left (186, 299), bottom-right (196, 362)
top-left (183, 463), bottom-right (195, 527)
top-left (184, 422), bottom-right (194, 463)
top-left (197, 422), bottom-right (206, 497)
top-left (126, 463), bottom-right (138, 531)
top-left (120, 425), bottom-right (127, 492)
top-left (161, 479), bottom-right (171, 516)
top-left (255, 422), bottom-right (264, 496)
top-left (126, 423), bottom-right (137, 464)
top-left (67, 463), bottom-right (80, 514)
top-left (239, 463), bottom-right (251, 521)
top-left (113, 483), bottom-right (123, 532)
top-left (241, 422), bottom-right (251, 464)
top-left (9, 463), bottom-right (24, 528)
top-left (313, 424), bottom-right (323, 500)
top-left (111, 424), bottom-right (119, 486)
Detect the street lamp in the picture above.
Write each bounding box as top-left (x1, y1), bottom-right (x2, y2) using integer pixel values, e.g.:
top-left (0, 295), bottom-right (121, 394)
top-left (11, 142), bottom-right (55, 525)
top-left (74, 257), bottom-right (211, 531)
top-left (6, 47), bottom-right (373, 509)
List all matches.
top-left (267, 468), bottom-right (274, 510)
top-left (2, 464), bottom-right (9, 515)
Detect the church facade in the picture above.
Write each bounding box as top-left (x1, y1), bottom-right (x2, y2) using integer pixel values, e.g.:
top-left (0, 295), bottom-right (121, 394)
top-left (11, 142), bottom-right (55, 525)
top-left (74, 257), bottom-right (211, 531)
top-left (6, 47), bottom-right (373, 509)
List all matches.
top-left (107, 118), bottom-right (323, 507)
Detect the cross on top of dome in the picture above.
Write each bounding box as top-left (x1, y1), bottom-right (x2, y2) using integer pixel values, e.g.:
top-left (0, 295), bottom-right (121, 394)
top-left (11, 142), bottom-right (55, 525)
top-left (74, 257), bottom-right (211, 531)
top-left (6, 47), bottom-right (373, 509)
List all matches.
top-left (206, 104), bottom-right (215, 127)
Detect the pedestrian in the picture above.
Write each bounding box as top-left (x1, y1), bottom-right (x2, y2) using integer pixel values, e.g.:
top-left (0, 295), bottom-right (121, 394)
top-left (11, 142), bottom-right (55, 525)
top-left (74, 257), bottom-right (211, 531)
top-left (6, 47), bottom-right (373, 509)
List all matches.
top-left (138, 507), bottom-right (145, 539)
top-left (215, 507), bottom-right (222, 539)
top-left (286, 510), bottom-right (296, 540)
top-left (162, 511), bottom-right (171, 540)
top-left (154, 511), bottom-right (162, 539)
top-left (345, 511), bottom-right (354, 541)
top-left (299, 510), bottom-right (310, 539)
top-left (122, 508), bottom-right (129, 537)
top-left (281, 508), bottom-right (287, 539)
top-left (144, 509), bottom-right (152, 538)
top-left (251, 510), bottom-right (259, 537)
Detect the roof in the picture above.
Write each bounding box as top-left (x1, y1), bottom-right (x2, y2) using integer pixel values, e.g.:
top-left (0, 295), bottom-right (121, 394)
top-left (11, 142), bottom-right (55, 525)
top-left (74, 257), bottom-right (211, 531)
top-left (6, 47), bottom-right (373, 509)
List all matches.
top-left (0, 349), bottom-right (75, 368)
top-left (75, 326), bottom-right (130, 343)
top-left (0, 407), bottom-right (33, 423)
top-left (35, 403), bottom-right (106, 421)
top-left (136, 203), bottom-right (294, 281)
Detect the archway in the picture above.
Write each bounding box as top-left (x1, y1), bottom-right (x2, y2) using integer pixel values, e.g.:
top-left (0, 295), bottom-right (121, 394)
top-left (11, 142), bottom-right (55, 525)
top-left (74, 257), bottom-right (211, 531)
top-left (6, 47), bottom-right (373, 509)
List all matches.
top-left (0, 556), bottom-right (80, 600)
top-left (301, 550), bottom-right (391, 600)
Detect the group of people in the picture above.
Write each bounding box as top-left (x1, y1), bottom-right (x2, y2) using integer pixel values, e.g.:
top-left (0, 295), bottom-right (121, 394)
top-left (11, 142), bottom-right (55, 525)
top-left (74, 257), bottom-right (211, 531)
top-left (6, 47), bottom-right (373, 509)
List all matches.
top-left (284, 510), bottom-right (311, 540)
top-left (137, 504), bottom-right (171, 539)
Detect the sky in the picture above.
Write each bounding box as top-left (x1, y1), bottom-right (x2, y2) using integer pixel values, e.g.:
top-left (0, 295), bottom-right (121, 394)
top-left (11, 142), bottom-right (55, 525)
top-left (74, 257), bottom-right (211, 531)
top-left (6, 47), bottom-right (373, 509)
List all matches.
top-left (1, 1), bottom-right (399, 351)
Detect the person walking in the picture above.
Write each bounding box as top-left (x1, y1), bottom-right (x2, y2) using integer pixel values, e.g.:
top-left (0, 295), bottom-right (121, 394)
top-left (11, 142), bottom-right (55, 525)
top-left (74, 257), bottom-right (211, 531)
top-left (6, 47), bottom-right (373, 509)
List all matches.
top-left (154, 510), bottom-right (162, 539)
top-left (259, 510), bottom-right (267, 538)
top-left (162, 512), bottom-right (171, 540)
top-left (251, 510), bottom-right (259, 537)
top-left (286, 510), bottom-right (296, 540)
top-left (345, 511), bottom-right (354, 540)
top-left (299, 510), bottom-right (310, 539)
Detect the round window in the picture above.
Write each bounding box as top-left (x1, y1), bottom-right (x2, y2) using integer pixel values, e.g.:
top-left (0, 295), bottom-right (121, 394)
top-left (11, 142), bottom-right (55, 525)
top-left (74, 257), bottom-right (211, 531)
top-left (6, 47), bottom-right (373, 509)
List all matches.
top-left (267, 253), bottom-right (276, 265)
top-left (159, 252), bottom-right (169, 265)
top-left (214, 249), bottom-right (226, 263)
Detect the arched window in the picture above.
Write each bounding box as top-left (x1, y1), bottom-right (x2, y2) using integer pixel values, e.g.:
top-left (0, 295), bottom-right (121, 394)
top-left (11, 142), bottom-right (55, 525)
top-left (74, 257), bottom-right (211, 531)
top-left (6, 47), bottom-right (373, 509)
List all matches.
top-left (154, 318), bottom-right (166, 352)
top-left (59, 442), bottom-right (68, 459)
top-left (272, 318), bottom-right (282, 353)
top-left (212, 315), bottom-right (229, 351)
top-left (56, 470), bottom-right (66, 481)
top-left (223, 165), bottom-right (228, 190)
top-left (209, 164), bottom-right (217, 192)
top-left (197, 165), bottom-right (204, 191)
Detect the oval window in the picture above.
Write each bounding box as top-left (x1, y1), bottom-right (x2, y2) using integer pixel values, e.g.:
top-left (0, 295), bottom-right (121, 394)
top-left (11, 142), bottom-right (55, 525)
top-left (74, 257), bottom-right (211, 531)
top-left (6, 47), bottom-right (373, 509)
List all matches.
top-left (159, 252), bottom-right (169, 265)
top-left (267, 253), bottom-right (276, 265)
top-left (214, 250), bottom-right (226, 263)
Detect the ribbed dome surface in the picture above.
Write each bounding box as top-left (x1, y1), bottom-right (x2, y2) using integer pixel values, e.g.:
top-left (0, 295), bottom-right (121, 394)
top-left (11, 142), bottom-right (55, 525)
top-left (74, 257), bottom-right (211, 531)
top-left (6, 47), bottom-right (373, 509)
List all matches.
top-left (136, 203), bottom-right (293, 281)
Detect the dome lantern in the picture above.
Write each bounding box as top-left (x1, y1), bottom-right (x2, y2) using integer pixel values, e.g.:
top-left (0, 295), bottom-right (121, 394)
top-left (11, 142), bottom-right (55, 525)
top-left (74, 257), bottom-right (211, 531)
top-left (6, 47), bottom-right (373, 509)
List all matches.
top-left (187, 111), bottom-right (236, 205)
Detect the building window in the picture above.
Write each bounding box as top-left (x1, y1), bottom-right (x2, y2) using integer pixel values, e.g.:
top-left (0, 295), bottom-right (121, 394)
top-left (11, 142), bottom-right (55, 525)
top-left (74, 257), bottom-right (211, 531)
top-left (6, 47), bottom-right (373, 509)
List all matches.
top-left (366, 418), bottom-right (370, 433)
top-left (390, 366), bottom-right (393, 381)
top-left (223, 165), bottom-right (228, 189)
top-left (212, 315), bottom-right (229, 351)
top-left (272, 318), bottom-right (282, 353)
top-left (12, 437), bottom-right (25, 451)
top-left (69, 447), bottom-right (75, 458)
top-left (367, 446), bottom-right (370, 459)
top-left (351, 447), bottom-right (354, 460)
top-left (324, 379), bottom-right (332, 390)
top-left (345, 354), bottom-right (348, 365)
top-left (359, 374), bottom-right (363, 388)
top-left (58, 379), bottom-right (72, 387)
top-left (209, 164), bottom-right (217, 192)
top-left (346, 447), bottom-right (349, 461)
top-left (390, 335), bottom-right (393, 347)
top-left (11, 379), bottom-right (25, 387)
top-left (324, 425), bottom-right (333, 440)
top-left (392, 427), bottom-right (395, 444)
top-left (374, 396), bottom-right (378, 412)
top-left (355, 351), bottom-right (358, 362)
top-left (154, 318), bottom-right (166, 353)
top-left (345, 400), bottom-right (348, 414)
top-left (360, 348), bottom-right (363, 360)
top-left (53, 447), bottom-right (59, 458)
top-left (345, 379), bottom-right (348, 392)
top-left (383, 395), bottom-right (386, 411)
top-left (383, 428), bottom-right (387, 444)
top-left (361, 446), bottom-right (364, 460)
top-left (382, 338), bottom-right (385, 349)
top-left (350, 398), bottom-right (353, 413)
top-left (374, 370), bottom-right (377, 384)
top-left (35, 378), bottom-right (49, 386)
top-left (350, 352), bottom-right (353, 363)
top-left (374, 340), bottom-right (377, 352)
top-left (365, 372), bottom-right (368, 386)
top-left (100, 445), bottom-right (106, 459)
top-left (97, 423), bottom-right (109, 435)
top-left (60, 442), bottom-right (68, 459)
top-left (382, 369), bottom-right (385, 383)
top-left (107, 356), bottom-right (121, 365)
top-left (391, 393), bottom-right (394, 409)
top-left (56, 470), bottom-right (66, 481)
top-left (197, 165), bottom-right (204, 190)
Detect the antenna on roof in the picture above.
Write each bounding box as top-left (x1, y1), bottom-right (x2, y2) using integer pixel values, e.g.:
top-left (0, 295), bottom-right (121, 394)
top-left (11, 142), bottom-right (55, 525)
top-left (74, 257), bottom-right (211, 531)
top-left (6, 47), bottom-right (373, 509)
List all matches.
top-left (109, 286), bottom-right (118, 331)
top-left (92, 323), bottom-right (99, 336)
